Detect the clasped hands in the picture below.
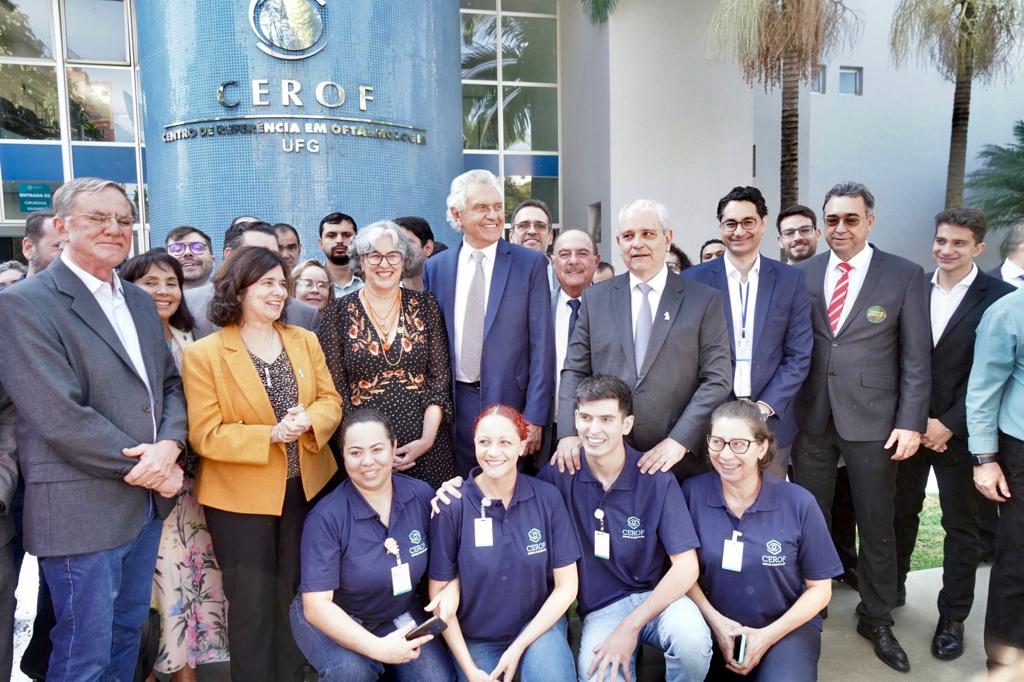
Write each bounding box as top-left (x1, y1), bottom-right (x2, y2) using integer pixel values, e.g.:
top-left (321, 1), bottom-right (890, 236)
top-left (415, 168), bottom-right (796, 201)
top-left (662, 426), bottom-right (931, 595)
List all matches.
top-left (271, 405), bottom-right (312, 444)
top-left (122, 439), bottom-right (183, 498)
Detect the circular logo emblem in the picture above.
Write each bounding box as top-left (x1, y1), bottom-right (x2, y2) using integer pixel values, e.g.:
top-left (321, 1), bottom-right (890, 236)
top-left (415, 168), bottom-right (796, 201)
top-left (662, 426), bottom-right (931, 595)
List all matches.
top-left (626, 516), bottom-right (641, 530)
top-left (766, 540), bottom-right (783, 555)
top-left (866, 305), bottom-right (887, 324)
top-left (249, 0), bottom-right (328, 60)
top-left (409, 530), bottom-right (422, 545)
top-left (528, 528), bottom-right (542, 543)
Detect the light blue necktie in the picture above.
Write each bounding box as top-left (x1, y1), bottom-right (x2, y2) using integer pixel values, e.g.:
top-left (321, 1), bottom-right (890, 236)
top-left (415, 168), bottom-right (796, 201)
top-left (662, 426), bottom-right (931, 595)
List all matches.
top-left (634, 282), bottom-right (653, 373)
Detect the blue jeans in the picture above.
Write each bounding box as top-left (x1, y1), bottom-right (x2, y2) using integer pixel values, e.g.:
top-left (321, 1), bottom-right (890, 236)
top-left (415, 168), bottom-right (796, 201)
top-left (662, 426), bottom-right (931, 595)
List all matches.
top-left (40, 495), bottom-right (162, 682)
top-left (289, 596), bottom-right (456, 682)
top-left (579, 592), bottom-right (712, 682)
top-left (461, 617), bottom-right (575, 682)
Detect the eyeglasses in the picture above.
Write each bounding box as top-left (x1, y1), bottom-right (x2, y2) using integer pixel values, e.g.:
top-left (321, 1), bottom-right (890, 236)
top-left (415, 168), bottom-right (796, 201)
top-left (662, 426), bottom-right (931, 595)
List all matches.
top-left (295, 278), bottom-right (330, 291)
top-left (72, 212), bottom-right (134, 229)
top-left (824, 214), bottom-right (865, 228)
top-left (167, 242), bottom-right (209, 256)
top-left (779, 225), bottom-right (817, 239)
top-left (706, 435), bottom-right (757, 454)
top-left (513, 220), bottom-right (550, 232)
top-left (364, 251), bottom-right (404, 266)
top-left (720, 218), bottom-right (759, 233)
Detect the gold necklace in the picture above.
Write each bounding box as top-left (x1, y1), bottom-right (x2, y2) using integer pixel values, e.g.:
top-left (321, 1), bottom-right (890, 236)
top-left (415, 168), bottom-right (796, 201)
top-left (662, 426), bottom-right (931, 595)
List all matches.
top-left (360, 289), bottom-right (402, 350)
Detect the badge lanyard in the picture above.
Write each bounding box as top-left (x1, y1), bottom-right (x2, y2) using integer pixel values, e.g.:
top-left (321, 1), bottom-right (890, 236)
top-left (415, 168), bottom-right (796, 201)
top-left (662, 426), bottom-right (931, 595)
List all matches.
top-left (722, 530), bottom-right (744, 572)
top-left (594, 509), bottom-right (610, 560)
top-left (474, 498), bottom-right (493, 548)
top-left (737, 280), bottom-right (751, 344)
top-left (735, 281), bottom-right (753, 393)
top-left (384, 537), bottom-right (412, 595)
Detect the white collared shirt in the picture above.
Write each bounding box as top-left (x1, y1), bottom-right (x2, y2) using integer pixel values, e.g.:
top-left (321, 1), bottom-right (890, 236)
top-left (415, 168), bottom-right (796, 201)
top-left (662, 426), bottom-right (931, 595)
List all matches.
top-left (724, 253), bottom-right (761, 397)
top-left (554, 288), bottom-right (581, 403)
top-left (1000, 259), bottom-right (1024, 288)
top-left (824, 245), bottom-right (874, 331)
top-left (628, 265), bottom-right (669, 336)
top-left (931, 264), bottom-right (978, 345)
top-left (453, 239), bottom-right (499, 382)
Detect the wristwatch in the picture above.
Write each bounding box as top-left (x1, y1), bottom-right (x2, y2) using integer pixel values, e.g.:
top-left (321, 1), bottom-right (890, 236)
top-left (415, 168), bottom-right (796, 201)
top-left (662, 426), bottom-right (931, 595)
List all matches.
top-left (971, 453), bottom-right (998, 466)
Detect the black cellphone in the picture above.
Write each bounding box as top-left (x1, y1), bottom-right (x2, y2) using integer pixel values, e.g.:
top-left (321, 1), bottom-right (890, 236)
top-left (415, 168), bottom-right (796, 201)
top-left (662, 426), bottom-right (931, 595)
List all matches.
top-left (406, 615), bottom-right (447, 640)
top-left (733, 632), bottom-right (747, 665)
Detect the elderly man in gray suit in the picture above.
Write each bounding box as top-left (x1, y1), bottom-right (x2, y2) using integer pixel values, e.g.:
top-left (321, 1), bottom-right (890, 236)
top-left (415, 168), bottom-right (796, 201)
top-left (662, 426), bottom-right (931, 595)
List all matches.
top-left (0, 177), bottom-right (187, 681)
top-left (793, 182), bottom-right (931, 673)
top-left (555, 199), bottom-right (732, 480)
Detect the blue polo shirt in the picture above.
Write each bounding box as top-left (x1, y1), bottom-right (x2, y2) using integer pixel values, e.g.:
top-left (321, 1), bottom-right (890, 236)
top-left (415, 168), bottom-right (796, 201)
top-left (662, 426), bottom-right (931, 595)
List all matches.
top-left (299, 474), bottom-right (434, 624)
top-left (429, 469), bottom-right (581, 642)
top-left (538, 446), bottom-right (700, 616)
top-left (681, 472), bottom-right (842, 630)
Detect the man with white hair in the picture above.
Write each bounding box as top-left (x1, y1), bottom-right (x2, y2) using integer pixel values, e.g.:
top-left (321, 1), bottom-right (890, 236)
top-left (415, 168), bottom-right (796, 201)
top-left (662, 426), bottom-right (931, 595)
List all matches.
top-left (554, 199), bottom-right (732, 481)
top-left (424, 169), bottom-right (555, 476)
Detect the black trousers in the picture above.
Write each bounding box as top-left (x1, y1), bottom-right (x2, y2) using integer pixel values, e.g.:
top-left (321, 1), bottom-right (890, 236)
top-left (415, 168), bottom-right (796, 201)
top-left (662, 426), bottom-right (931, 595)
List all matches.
top-left (986, 433), bottom-right (1024, 647)
top-left (831, 465), bottom-right (858, 573)
top-left (893, 444), bottom-right (980, 621)
top-left (205, 478), bottom-right (310, 682)
top-left (794, 423), bottom-right (898, 627)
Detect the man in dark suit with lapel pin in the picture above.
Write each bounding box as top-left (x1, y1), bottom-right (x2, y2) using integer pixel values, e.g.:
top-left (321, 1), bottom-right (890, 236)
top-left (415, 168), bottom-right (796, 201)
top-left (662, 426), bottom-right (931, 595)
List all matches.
top-left (0, 178), bottom-right (187, 680)
top-left (793, 182), bottom-right (931, 673)
top-left (424, 170), bottom-right (555, 476)
top-left (554, 199), bottom-right (732, 481)
top-left (683, 186), bottom-right (812, 477)
top-left (893, 208), bottom-right (1015, 661)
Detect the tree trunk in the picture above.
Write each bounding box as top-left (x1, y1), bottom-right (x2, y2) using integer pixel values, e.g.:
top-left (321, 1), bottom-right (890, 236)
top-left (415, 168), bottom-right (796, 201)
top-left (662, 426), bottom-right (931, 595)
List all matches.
top-left (780, 52), bottom-right (800, 210)
top-left (946, 4), bottom-right (975, 208)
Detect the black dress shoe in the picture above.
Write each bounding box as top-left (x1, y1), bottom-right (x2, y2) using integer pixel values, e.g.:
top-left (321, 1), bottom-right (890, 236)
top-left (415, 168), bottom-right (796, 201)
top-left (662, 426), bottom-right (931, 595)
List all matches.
top-left (932, 618), bottom-right (965, 660)
top-left (857, 621), bottom-right (911, 672)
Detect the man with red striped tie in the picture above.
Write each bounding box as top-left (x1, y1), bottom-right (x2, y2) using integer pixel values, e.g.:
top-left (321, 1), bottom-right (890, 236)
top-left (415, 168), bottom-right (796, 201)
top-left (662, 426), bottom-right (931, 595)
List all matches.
top-left (792, 182), bottom-right (931, 673)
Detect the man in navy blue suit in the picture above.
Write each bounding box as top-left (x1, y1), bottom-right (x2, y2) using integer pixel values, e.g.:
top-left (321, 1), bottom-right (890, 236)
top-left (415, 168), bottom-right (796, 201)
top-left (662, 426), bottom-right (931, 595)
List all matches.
top-left (424, 170), bottom-right (555, 476)
top-left (683, 186), bottom-right (812, 477)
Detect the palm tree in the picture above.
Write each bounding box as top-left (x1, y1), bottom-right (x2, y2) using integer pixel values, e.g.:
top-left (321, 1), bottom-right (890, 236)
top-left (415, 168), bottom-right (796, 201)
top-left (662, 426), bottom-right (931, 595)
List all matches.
top-left (891, 0), bottom-right (1024, 208)
top-left (966, 119), bottom-right (1024, 231)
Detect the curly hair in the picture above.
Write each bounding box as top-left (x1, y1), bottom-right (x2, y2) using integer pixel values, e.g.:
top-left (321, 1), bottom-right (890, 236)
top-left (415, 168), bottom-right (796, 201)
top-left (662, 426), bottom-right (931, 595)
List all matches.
top-left (208, 246), bottom-right (289, 327)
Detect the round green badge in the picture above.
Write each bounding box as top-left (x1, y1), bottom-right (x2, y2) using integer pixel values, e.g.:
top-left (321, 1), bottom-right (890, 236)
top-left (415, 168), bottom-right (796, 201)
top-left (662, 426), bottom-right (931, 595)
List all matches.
top-left (866, 305), bottom-right (886, 324)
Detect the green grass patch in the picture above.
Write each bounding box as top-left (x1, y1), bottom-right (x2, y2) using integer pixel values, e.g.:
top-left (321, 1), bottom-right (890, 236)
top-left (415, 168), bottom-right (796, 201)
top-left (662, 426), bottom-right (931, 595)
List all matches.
top-left (910, 493), bottom-right (945, 572)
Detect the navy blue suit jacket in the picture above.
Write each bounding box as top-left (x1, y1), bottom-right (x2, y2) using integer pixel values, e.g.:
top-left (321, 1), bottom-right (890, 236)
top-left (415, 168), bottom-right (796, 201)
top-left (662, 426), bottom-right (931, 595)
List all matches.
top-left (682, 256), bottom-right (812, 447)
top-left (424, 240), bottom-right (555, 426)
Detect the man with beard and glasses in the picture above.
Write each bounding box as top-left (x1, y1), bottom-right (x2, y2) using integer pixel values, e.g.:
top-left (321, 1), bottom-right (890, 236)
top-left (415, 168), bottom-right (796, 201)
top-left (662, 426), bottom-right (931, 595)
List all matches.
top-left (165, 225), bottom-right (215, 290)
top-left (317, 212), bottom-right (362, 297)
top-left (777, 205), bottom-right (822, 265)
top-left (394, 215), bottom-right (436, 291)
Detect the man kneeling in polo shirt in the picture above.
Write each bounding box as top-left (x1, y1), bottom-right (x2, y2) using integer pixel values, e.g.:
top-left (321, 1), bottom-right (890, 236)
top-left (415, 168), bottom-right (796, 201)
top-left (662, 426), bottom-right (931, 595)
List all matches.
top-left (538, 375), bottom-right (712, 681)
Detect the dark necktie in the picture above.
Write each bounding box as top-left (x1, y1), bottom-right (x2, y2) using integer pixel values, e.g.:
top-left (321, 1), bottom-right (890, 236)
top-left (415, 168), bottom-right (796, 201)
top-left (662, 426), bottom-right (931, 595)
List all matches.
top-left (568, 298), bottom-right (581, 342)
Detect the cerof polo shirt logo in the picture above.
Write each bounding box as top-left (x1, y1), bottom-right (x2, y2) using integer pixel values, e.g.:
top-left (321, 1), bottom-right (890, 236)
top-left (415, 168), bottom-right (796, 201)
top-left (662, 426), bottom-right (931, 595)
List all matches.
top-left (762, 539), bottom-right (786, 567)
top-left (622, 516), bottom-right (645, 539)
top-left (408, 529), bottom-right (427, 557)
top-left (526, 528), bottom-right (547, 556)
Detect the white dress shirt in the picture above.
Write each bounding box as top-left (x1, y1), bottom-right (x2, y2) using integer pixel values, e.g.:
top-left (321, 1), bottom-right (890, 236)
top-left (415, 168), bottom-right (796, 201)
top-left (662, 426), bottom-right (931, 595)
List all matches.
top-left (931, 264), bottom-right (978, 346)
top-left (1000, 259), bottom-right (1024, 288)
top-left (453, 240), bottom-right (498, 382)
top-left (824, 246), bottom-right (874, 331)
top-left (628, 265), bottom-right (669, 336)
top-left (554, 288), bottom-right (580, 403)
top-left (724, 254), bottom-right (761, 398)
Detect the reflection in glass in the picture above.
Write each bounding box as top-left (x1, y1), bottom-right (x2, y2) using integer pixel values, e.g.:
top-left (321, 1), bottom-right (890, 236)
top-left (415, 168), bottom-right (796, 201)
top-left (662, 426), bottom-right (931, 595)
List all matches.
top-left (502, 1), bottom-right (557, 16)
top-left (0, 0), bottom-right (53, 58)
top-left (463, 84), bottom-right (498, 150)
top-left (461, 13), bottom-right (497, 81)
top-left (0, 64), bottom-right (59, 140)
top-left (504, 176), bottom-right (558, 223)
top-left (67, 66), bottom-right (136, 142)
top-left (501, 16), bottom-right (556, 83)
top-left (503, 86), bottom-right (557, 151)
top-left (2, 180), bottom-right (62, 220)
top-left (460, 0), bottom-right (495, 9)
top-left (64, 0), bottom-right (127, 62)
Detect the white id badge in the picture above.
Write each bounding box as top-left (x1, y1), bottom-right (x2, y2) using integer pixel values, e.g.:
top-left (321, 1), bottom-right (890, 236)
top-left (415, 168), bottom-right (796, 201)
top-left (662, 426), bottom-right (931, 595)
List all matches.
top-left (594, 530), bottom-right (611, 560)
top-left (391, 563), bottom-right (412, 596)
top-left (474, 517), bottom-right (494, 547)
top-left (722, 531), bottom-right (744, 572)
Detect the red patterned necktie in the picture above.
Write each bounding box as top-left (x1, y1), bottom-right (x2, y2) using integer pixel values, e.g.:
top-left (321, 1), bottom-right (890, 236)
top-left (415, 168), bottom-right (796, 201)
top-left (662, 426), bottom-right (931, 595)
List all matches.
top-left (828, 262), bottom-right (854, 334)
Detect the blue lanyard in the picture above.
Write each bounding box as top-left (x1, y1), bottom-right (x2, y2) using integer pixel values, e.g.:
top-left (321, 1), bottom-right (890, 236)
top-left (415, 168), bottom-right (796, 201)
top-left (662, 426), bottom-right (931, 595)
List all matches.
top-left (737, 280), bottom-right (750, 339)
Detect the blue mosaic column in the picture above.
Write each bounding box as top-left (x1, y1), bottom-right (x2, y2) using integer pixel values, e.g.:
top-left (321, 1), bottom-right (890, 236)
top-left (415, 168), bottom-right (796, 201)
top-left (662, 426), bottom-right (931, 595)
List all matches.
top-left (136, 0), bottom-right (462, 253)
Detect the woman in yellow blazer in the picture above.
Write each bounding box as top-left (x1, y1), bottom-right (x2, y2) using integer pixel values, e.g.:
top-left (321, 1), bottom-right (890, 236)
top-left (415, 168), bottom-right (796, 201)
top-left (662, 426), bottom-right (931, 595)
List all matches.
top-left (182, 246), bottom-right (342, 682)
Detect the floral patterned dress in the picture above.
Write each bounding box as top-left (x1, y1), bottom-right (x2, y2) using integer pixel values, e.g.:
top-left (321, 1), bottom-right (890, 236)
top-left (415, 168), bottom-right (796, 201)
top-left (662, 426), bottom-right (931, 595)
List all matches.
top-left (318, 288), bottom-right (455, 488)
top-left (151, 328), bottom-right (230, 673)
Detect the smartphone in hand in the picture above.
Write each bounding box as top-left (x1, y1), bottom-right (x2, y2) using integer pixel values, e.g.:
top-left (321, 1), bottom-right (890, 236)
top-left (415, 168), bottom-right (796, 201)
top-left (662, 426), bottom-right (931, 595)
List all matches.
top-left (406, 615), bottom-right (447, 640)
top-left (733, 632), bottom-right (747, 665)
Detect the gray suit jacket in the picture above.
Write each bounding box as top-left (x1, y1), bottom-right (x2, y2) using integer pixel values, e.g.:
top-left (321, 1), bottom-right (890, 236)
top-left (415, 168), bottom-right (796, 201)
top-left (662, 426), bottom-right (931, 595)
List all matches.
top-left (557, 273), bottom-right (732, 468)
top-left (0, 258), bottom-right (187, 556)
top-left (185, 282), bottom-right (321, 339)
top-left (796, 247), bottom-right (931, 441)
top-left (0, 384), bottom-right (17, 547)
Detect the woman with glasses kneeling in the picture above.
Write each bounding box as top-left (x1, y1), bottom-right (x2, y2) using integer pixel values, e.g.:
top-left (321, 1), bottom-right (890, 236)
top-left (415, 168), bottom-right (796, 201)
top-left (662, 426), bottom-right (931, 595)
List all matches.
top-left (428, 405), bottom-right (580, 682)
top-left (682, 401), bottom-right (842, 681)
top-left (290, 408), bottom-right (457, 681)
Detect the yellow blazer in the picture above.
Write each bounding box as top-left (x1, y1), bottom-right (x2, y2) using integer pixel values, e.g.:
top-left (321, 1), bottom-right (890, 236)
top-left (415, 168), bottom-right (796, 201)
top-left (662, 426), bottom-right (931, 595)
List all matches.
top-left (182, 323), bottom-right (342, 515)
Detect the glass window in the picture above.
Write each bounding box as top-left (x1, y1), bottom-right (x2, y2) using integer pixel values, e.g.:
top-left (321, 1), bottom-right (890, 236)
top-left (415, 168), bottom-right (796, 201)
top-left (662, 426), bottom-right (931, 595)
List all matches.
top-left (67, 66), bottom-right (136, 142)
top-left (64, 0), bottom-right (128, 63)
top-left (0, 0), bottom-right (54, 59)
top-left (838, 66), bottom-right (862, 96)
top-left (0, 64), bottom-right (60, 140)
top-left (503, 0), bottom-right (556, 14)
top-left (810, 65), bottom-right (826, 94)
top-left (461, 12), bottom-right (498, 81)
top-left (463, 84), bottom-right (499, 150)
top-left (2, 179), bottom-right (61, 220)
top-left (501, 16), bottom-right (556, 83)
top-left (503, 85), bottom-right (557, 151)
top-left (505, 176), bottom-right (558, 223)
top-left (460, 0), bottom-right (495, 9)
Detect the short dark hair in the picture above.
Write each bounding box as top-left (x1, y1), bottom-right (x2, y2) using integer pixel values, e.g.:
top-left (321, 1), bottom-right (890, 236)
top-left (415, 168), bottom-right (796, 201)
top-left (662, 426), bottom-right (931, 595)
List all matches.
top-left (823, 182), bottom-right (875, 215)
top-left (165, 225), bottom-right (212, 250)
top-left (934, 207), bottom-right (987, 244)
top-left (24, 211), bottom-right (55, 244)
top-left (340, 407), bottom-right (396, 449)
top-left (511, 199), bottom-right (552, 225)
top-left (668, 244), bottom-right (692, 270)
top-left (575, 375), bottom-right (632, 416)
top-left (700, 238), bottom-right (725, 258)
top-left (273, 222), bottom-right (301, 244)
top-left (119, 250), bottom-right (195, 333)
top-left (393, 216), bottom-right (434, 247)
top-left (776, 205), bottom-right (817, 232)
top-left (208, 246), bottom-right (289, 327)
top-left (319, 212), bottom-right (358, 237)
top-left (709, 400), bottom-right (776, 471)
top-left (223, 221), bottom-right (278, 253)
top-left (596, 261), bottom-right (614, 275)
top-left (716, 186), bottom-right (768, 221)
top-left (431, 240), bottom-right (449, 255)
top-left (231, 215), bottom-right (261, 228)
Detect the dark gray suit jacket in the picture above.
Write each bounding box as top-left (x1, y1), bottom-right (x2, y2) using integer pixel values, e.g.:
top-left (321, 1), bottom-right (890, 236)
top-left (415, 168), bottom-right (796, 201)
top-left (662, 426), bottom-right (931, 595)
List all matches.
top-left (796, 247), bottom-right (931, 441)
top-left (0, 258), bottom-right (187, 556)
top-left (0, 384), bottom-right (17, 547)
top-left (185, 282), bottom-right (320, 339)
top-left (557, 272), bottom-right (732, 466)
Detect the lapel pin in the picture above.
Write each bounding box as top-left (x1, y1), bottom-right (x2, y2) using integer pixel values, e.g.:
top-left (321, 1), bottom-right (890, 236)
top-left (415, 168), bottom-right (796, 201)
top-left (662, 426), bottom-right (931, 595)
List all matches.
top-left (663, 312), bottom-right (670, 321)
